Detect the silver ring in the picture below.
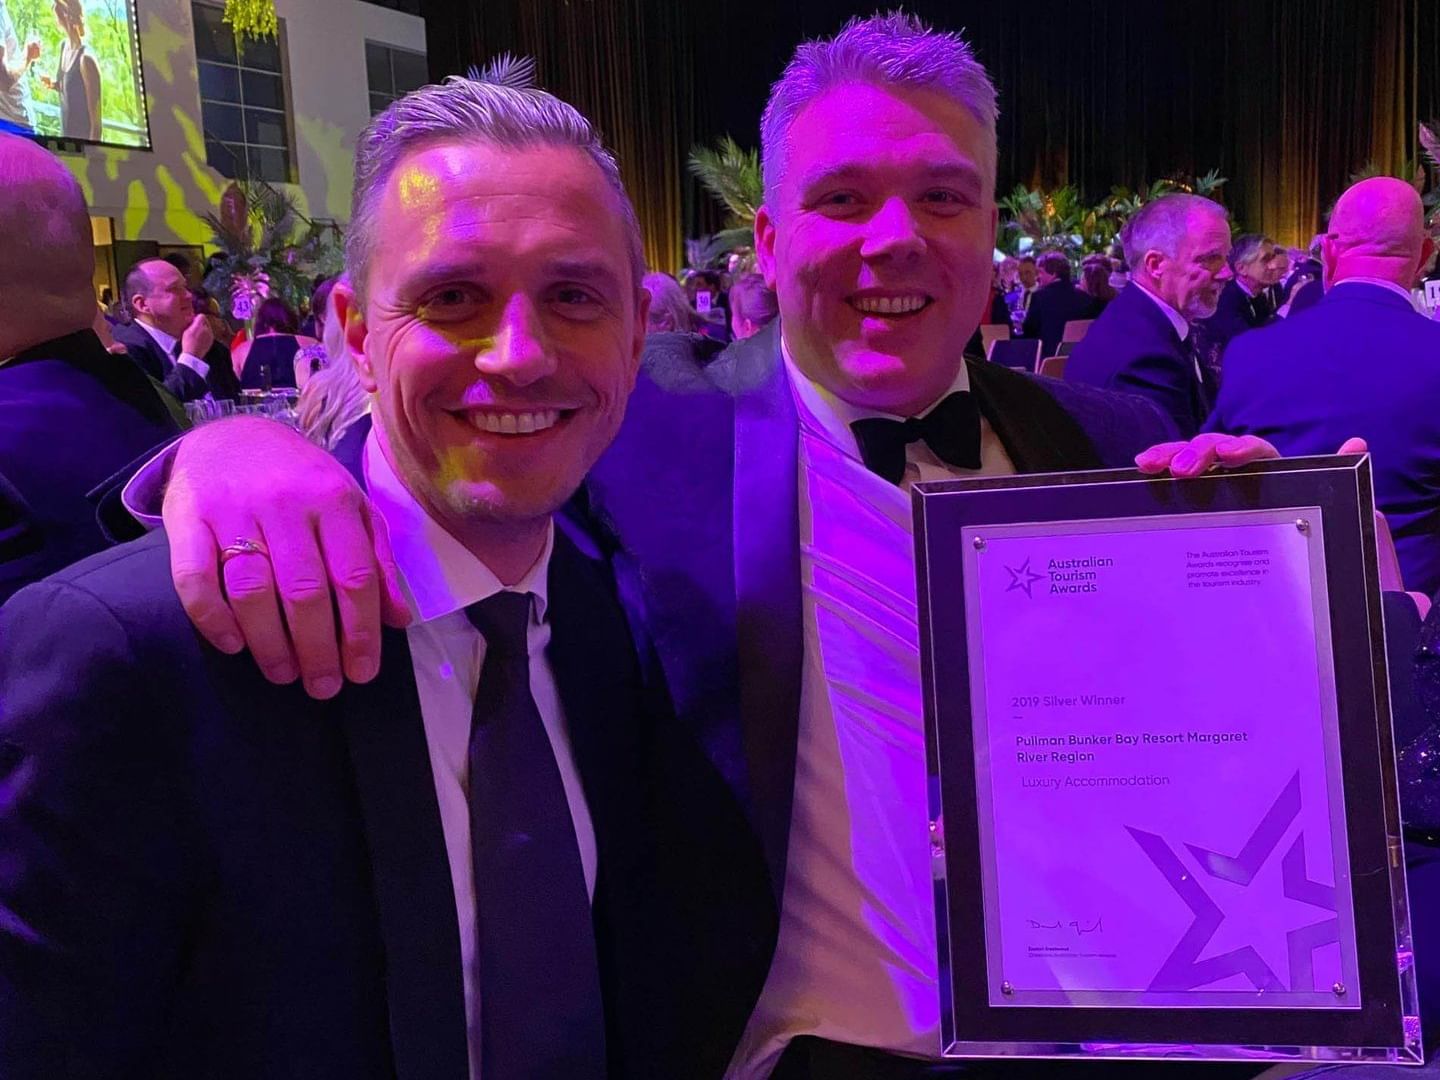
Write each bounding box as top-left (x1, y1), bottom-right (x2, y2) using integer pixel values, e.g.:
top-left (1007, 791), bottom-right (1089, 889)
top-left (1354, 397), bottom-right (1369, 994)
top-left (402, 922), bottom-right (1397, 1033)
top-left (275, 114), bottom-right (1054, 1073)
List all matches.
top-left (220, 536), bottom-right (269, 565)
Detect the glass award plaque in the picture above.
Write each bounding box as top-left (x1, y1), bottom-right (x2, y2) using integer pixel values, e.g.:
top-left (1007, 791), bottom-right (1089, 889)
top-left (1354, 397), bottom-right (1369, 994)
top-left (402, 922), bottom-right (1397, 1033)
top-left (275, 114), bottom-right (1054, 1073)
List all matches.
top-left (914, 455), bottom-right (1422, 1065)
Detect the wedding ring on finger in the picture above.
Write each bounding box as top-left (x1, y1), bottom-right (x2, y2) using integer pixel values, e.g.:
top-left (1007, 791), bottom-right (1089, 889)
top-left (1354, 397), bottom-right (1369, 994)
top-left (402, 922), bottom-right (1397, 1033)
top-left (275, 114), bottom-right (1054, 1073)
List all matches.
top-left (220, 536), bottom-right (270, 566)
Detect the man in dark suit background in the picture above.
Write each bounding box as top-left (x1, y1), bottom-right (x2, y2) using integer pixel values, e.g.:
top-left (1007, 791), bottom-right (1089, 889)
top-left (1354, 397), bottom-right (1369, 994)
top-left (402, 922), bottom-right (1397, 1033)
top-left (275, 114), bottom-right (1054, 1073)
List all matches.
top-left (1191, 232), bottom-right (1279, 383)
top-left (113, 257), bottom-right (240, 402)
top-left (1210, 176), bottom-right (1440, 596)
top-left (1065, 193), bottom-right (1233, 436)
top-left (1021, 248), bottom-right (1099, 357)
top-left (0, 133), bottom-right (178, 603)
top-left (0, 76), bottom-right (771, 1079)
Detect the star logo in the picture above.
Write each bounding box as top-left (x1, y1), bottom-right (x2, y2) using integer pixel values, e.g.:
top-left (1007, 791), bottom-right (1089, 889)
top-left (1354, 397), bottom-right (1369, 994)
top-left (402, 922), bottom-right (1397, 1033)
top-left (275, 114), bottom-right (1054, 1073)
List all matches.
top-left (1005, 557), bottom-right (1045, 599)
top-left (1126, 772), bottom-right (1341, 993)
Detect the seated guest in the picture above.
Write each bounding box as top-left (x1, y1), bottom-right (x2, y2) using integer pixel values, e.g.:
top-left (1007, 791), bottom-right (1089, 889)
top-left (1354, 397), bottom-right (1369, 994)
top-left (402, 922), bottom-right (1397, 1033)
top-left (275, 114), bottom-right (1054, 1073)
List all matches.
top-left (0, 70), bottom-right (770, 1079)
top-left (728, 272), bottom-right (778, 340)
top-left (0, 134), bottom-right (179, 603)
top-left (293, 276), bottom-right (337, 387)
top-left (964, 265), bottom-right (1013, 358)
top-left (1210, 176), bottom-right (1440, 596)
top-left (1078, 253), bottom-right (1116, 312)
top-left (643, 270), bottom-right (701, 333)
top-left (1004, 252), bottom-right (1037, 324)
top-left (114, 258), bottom-right (241, 401)
top-left (1022, 249), bottom-right (1098, 357)
top-left (231, 297), bottom-right (318, 390)
top-left (1066, 193), bottom-right (1232, 436)
top-left (295, 276), bottom-right (370, 455)
top-left (1191, 232), bottom-right (1280, 386)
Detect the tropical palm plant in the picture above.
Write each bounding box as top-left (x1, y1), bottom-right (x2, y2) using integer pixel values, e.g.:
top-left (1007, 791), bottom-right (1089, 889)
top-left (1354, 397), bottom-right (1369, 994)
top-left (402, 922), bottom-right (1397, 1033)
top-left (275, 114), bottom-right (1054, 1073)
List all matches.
top-left (686, 136), bottom-right (764, 269)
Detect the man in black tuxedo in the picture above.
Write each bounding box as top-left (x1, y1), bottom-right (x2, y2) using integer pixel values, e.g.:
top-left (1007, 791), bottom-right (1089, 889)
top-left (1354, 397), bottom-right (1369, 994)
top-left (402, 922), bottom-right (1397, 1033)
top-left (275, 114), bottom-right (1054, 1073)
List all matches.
top-left (113, 257), bottom-right (240, 402)
top-left (1191, 233), bottom-right (1278, 383)
top-left (0, 77), bottom-right (771, 1078)
top-left (1066, 194), bottom-right (1233, 436)
top-left (0, 134), bottom-right (178, 603)
top-left (1020, 249), bottom-right (1099, 356)
top-left (107, 19), bottom-right (1440, 1080)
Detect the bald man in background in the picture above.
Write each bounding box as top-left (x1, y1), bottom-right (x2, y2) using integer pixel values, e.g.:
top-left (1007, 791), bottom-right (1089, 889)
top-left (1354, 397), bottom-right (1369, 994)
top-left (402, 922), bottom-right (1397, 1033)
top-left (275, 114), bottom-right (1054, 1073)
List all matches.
top-left (1210, 176), bottom-right (1440, 596)
top-left (0, 133), bottom-right (178, 602)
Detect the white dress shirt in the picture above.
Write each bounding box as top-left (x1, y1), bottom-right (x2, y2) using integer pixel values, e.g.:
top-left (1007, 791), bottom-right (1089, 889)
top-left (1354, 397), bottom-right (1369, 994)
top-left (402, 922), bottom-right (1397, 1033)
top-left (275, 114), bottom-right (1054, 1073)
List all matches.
top-left (725, 347), bottom-right (1014, 1077)
top-left (135, 318), bottom-right (211, 379)
top-left (363, 430), bottom-right (597, 1080)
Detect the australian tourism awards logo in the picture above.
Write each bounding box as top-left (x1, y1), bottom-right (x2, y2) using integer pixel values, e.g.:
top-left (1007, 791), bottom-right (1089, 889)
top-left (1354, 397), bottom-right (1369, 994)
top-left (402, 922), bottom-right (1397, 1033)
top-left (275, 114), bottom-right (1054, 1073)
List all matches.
top-left (1004, 553), bottom-right (1115, 597)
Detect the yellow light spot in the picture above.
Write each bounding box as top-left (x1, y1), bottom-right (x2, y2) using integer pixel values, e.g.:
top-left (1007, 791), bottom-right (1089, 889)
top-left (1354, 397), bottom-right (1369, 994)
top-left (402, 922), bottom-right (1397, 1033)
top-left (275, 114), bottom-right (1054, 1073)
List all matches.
top-left (398, 166), bottom-right (442, 211)
top-left (140, 11), bottom-right (189, 87)
top-left (294, 115), bottom-right (354, 220)
top-left (122, 179), bottom-right (151, 237)
top-left (157, 165), bottom-right (208, 243)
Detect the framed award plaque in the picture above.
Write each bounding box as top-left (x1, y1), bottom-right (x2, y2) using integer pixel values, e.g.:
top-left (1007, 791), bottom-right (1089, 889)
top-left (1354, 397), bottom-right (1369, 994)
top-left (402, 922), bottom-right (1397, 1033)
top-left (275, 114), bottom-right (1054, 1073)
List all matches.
top-left (914, 455), bottom-right (1422, 1065)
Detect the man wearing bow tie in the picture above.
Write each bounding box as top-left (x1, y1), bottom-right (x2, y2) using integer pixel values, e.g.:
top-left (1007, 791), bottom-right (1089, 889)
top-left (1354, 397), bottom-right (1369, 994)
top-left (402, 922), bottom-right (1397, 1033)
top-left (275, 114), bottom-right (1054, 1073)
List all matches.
top-left (115, 14), bottom-right (1437, 1080)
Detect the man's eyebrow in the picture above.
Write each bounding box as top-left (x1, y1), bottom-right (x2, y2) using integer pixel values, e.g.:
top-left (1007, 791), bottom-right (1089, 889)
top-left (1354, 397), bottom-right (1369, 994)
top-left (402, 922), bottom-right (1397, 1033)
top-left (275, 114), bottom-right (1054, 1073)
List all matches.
top-left (797, 160), bottom-right (985, 194)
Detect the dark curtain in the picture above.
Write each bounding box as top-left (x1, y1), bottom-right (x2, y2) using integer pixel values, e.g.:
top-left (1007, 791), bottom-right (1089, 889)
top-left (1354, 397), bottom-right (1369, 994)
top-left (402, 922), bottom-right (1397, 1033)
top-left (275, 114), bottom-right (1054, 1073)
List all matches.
top-left (423, 0), bottom-right (1440, 270)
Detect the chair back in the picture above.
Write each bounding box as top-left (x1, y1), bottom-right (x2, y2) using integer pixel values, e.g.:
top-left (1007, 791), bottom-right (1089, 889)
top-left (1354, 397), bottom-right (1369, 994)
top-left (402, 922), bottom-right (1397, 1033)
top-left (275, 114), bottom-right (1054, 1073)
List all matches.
top-left (1061, 319), bottom-right (1094, 343)
top-left (987, 338), bottom-right (1042, 373)
top-left (1057, 341), bottom-right (1077, 356)
top-left (981, 324), bottom-right (1010, 356)
top-left (1037, 354), bottom-right (1068, 380)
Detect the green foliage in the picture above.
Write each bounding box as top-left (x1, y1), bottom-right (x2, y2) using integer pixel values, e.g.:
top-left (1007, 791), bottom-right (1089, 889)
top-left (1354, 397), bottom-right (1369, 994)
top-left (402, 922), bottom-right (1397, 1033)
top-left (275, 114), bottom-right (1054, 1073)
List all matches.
top-left (9, 0), bottom-right (147, 145)
top-left (686, 136), bottom-right (764, 268)
top-left (202, 180), bottom-right (343, 316)
top-left (1001, 171), bottom-right (1230, 257)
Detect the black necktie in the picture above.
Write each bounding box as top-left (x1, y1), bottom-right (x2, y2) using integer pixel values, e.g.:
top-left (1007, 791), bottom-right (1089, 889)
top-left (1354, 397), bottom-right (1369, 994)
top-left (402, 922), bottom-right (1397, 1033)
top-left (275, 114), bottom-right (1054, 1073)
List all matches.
top-left (466, 591), bottom-right (606, 1078)
top-left (850, 391), bottom-right (983, 484)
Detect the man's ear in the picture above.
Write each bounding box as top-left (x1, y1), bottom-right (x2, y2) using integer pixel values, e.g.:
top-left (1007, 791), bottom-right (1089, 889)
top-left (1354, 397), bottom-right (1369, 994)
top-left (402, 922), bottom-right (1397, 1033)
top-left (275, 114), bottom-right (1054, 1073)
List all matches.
top-left (1320, 235), bottom-right (1339, 289)
top-left (332, 280), bottom-right (377, 392)
top-left (755, 205), bottom-right (778, 291)
top-left (629, 284), bottom-right (650, 381)
top-left (1141, 249), bottom-right (1167, 280)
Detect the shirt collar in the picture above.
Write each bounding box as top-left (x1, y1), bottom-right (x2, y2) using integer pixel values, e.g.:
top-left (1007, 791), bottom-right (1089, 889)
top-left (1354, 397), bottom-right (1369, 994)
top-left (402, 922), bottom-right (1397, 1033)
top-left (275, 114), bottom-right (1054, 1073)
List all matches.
top-left (362, 427), bottom-right (552, 625)
top-left (780, 332), bottom-right (971, 462)
top-left (1132, 281), bottom-right (1190, 341)
top-left (1331, 276), bottom-right (1422, 309)
top-left (136, 318), bottom-right (178, 356)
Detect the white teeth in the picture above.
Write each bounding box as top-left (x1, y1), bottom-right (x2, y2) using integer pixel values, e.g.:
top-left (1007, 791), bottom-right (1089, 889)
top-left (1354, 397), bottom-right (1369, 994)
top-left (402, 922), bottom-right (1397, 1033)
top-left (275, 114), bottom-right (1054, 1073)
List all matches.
top-left (852, 295), bottom-right (928, 315)
top-left (467, 409), bottom-right (562, 434)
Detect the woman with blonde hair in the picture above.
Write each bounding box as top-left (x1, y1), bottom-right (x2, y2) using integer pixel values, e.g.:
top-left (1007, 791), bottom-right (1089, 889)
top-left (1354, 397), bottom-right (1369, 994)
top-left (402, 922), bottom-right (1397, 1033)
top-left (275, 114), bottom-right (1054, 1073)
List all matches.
top-left (642, 271), bottom-right (699, 334)
top-left (295, 276), bottom-right (370, 451)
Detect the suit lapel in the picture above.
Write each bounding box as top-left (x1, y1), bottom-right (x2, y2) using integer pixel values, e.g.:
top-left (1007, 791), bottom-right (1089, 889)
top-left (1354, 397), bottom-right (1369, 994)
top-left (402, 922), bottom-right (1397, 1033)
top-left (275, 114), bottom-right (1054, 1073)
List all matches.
top-left (339, 628), bottom-right (470, 1080)
top-left (966, 358), bottom-right (1105, 473)
top-left (334, 422), bottom-right (468, 1079)
top-left (729, 329), bottom-right (803, 898)
top-left (544, 527), bottom-right (650, 1072)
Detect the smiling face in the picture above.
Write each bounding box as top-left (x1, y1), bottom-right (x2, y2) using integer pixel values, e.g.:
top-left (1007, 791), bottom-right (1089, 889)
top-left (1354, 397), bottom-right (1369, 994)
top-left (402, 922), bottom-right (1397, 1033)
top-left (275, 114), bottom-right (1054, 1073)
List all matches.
top-left (336, 139), bottom-right (647, 538)
top-left (755, 82), bottom-right (998, 417)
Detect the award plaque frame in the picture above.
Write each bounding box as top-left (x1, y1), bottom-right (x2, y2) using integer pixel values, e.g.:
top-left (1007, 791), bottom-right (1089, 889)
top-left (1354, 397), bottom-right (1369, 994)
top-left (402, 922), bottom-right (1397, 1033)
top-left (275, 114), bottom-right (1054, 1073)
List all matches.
top-left (914, 454), bottom-right (1422, 1065)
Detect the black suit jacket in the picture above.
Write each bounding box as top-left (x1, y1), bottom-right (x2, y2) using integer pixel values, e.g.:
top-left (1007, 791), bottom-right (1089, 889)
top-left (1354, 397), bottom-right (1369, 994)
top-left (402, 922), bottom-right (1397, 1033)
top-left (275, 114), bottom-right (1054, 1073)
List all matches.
top-left (0, 501), bottom-right (773, 1076)
top-left (0, 329), bottom-right (178, 604)
top-left (1064, 281), bottom-right (1211, 437)
top-left (1191, 279), bottom-right (1273, 383)
top-left (1021, 279), bottom-right (1100, 358)
top-left (113, 319), bottom-right (240, 402)
top-left (583, 322), bottom-right (1180, 902)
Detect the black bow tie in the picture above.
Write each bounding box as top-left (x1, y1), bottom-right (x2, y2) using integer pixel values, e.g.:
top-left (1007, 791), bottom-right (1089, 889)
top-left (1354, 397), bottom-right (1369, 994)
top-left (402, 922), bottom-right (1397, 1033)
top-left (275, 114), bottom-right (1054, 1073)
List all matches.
top-left (850, 391), bottom-right (983, 484)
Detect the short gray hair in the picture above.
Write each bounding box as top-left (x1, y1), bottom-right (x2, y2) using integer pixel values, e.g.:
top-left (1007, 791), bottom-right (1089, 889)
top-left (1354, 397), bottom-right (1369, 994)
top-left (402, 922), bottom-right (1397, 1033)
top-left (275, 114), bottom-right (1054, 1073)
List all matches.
top-left (347, 64), bottom-right (645, 301)
top-left (1120, 194), bottom-right (1228, 271)
top-left (760, 11), bottom-right (999, 205)
top-left (1227, 232), bottom-right (1272, 272)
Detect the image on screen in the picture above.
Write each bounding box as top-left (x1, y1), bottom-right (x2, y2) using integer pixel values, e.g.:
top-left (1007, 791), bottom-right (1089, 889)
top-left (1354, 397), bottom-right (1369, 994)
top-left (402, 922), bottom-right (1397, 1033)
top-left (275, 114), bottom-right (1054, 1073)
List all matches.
top-left (0, 0), bottom-right (150, 148)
